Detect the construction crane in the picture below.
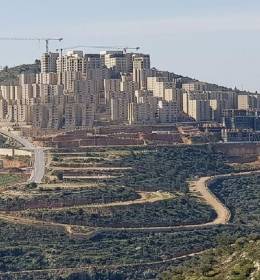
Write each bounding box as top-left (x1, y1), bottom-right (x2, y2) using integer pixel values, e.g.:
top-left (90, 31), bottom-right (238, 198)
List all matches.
top-left (0, 37), bottom-right (63, 53)
top-left (56, 45), bottom-right (140, 56)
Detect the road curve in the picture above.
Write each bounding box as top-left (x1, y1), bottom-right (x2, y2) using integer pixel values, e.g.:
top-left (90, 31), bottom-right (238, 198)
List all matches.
top-left (99, 170), bottom-right (260, 233)
top-left (0, 172), bottom-right (232, 236)
top-left (189, 176), bottom-right (231, 226)
top-left (0, 129), bottom-right (45, 184)
top-left (1, 168), bottom-right (260, 237)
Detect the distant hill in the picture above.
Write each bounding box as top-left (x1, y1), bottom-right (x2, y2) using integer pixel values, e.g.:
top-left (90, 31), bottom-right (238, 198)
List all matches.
top-left (0, 61), bottom-right (40, 85)
top-left (0, 61), bottom-right (234, 92)
top-left (161, 237), bottom-right (260, 280)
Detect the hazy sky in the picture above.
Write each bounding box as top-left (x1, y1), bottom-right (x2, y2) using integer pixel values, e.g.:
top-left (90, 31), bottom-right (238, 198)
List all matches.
top-left (0, 0), bottom-right (260, 92)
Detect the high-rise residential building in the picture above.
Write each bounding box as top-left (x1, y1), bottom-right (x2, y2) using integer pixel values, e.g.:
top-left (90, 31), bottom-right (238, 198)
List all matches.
top-left (0, 98), bottom-right (7, 120)
top-left (104, 79), bottom-right (121, 104)
top-left (101, 51), bottom-right (129, 73)
top-left (120, 74), bottom-right (137, 101)
top-left (188, 99), bottom-right (211, 121)
top-left (41, 52), bottom-right (59, 73)
top-left (32, 104), bottom-right (49, 128)
top-left (158, 100), bottom-right (178, 123)
top-left (84, 54), bottom-right (101, 70)
top-left (132, 54), bottom-right (152, 90)
top-left (132, 54), bottom-right (150, 70)
top-left (57, 51), bottom-right (84, 73)
top-left (63, 101), bottom-right (95, 129)
top-left (147, 76), bottom-right (176, 100)
top-left (47, 104), bottom-right (63, 129)
top-left (182, 81), bottom-right (208, 93)
top-left (110, 92), bottom-right (130, 122)
top-left (0, 85), bottom-right (23, 101)
top-left (19, 73), bottom-right (36, 85)
top-left (128, 91), bottom-right (158, 124)
top-left (36, 73), bottom-right (58, 85)
top-left (237, 94), bottom-right (257, 110)
top-left (59, 71), bottom-right (83, 92)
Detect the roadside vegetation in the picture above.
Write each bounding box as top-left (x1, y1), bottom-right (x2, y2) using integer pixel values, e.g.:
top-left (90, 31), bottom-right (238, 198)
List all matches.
top-left (161, 237), bottom-right (260, 280)
top-left (22, 196), bottom-right (216, 228)
top-left (0, 174), bottom-right (25, 187)
top-left (0, 185), bottom-right (139, 211)
top-left (209, 175), bottom-right (260, 226)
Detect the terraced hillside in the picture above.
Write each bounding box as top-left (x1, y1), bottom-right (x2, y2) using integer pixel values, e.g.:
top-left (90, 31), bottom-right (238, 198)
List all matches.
top-left (0, 145), bottom-right (259, 279)
top-left (161, 238), bottom-right (260, 280)
top-left (20, 146), bottom-right (232, 228)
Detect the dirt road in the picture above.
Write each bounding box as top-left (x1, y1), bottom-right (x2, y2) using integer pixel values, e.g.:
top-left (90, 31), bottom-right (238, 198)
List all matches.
top-left (189, 176), bottom-right (230, 225)
top-left (1, 170), bottom-right (260, 237)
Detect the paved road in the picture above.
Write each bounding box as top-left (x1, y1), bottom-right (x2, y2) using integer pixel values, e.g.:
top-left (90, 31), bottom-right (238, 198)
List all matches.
top-left (0, 129), bottom-right (45, 184)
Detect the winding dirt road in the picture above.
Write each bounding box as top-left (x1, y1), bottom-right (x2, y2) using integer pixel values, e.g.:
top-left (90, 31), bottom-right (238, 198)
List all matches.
top-left (2, 170), bottom-right (259, 236)
top-left (0, 169), bottom-right (259, 277)
top-left (0, 172), bottom-right (230, 238)
top-left (189, 176), bottom-right (231, 225)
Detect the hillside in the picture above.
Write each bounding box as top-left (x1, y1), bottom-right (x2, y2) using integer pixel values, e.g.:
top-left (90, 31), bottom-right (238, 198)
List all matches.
top-left (0, 62), bottom-right (40, 85)
top-left (161, 237), bottom-right (260, 280)
top-left (0, 61), bottom-right (232, 92)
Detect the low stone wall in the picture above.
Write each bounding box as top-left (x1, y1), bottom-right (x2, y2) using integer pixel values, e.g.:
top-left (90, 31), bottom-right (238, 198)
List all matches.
top-left (213, 142), bottom-right (260, 157)
top-left (0, 148), bottom-right (32, 157)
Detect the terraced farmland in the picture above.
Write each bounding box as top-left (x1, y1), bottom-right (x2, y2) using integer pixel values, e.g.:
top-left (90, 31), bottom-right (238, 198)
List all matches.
top-left (0, 145), bottom-right (259, 279)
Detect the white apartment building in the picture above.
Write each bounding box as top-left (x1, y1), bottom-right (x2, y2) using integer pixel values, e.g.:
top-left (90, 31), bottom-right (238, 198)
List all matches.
top-left (147, 76), bottom-right (176, 100)
top-left (57, 51), bottom-right (84, 73)
top-left (41, 52), bottom-right (59, 73)
top-left (188, 99), bottom-right (211, 121)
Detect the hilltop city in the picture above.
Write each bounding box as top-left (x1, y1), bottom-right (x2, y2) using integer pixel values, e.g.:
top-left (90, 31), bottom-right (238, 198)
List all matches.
top-left (0, 49), bottom-right (259, 143)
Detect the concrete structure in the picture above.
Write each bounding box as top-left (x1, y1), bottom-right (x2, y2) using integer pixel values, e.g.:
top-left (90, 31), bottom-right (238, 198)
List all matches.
top-left (111, 92), bottom-right (130, 122)
top-left (0, 49), bottom-right (249, 131)
top-left (188, 99), bottom-right (211, 121)
top-left (237, 94), bottom-right (257, 110)
top-left (158, 100), bottom-right (178, 123)
top-left (41, 52), bottom-right (59, 73)
top-left (182, 81), bottom-right (208, 93)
